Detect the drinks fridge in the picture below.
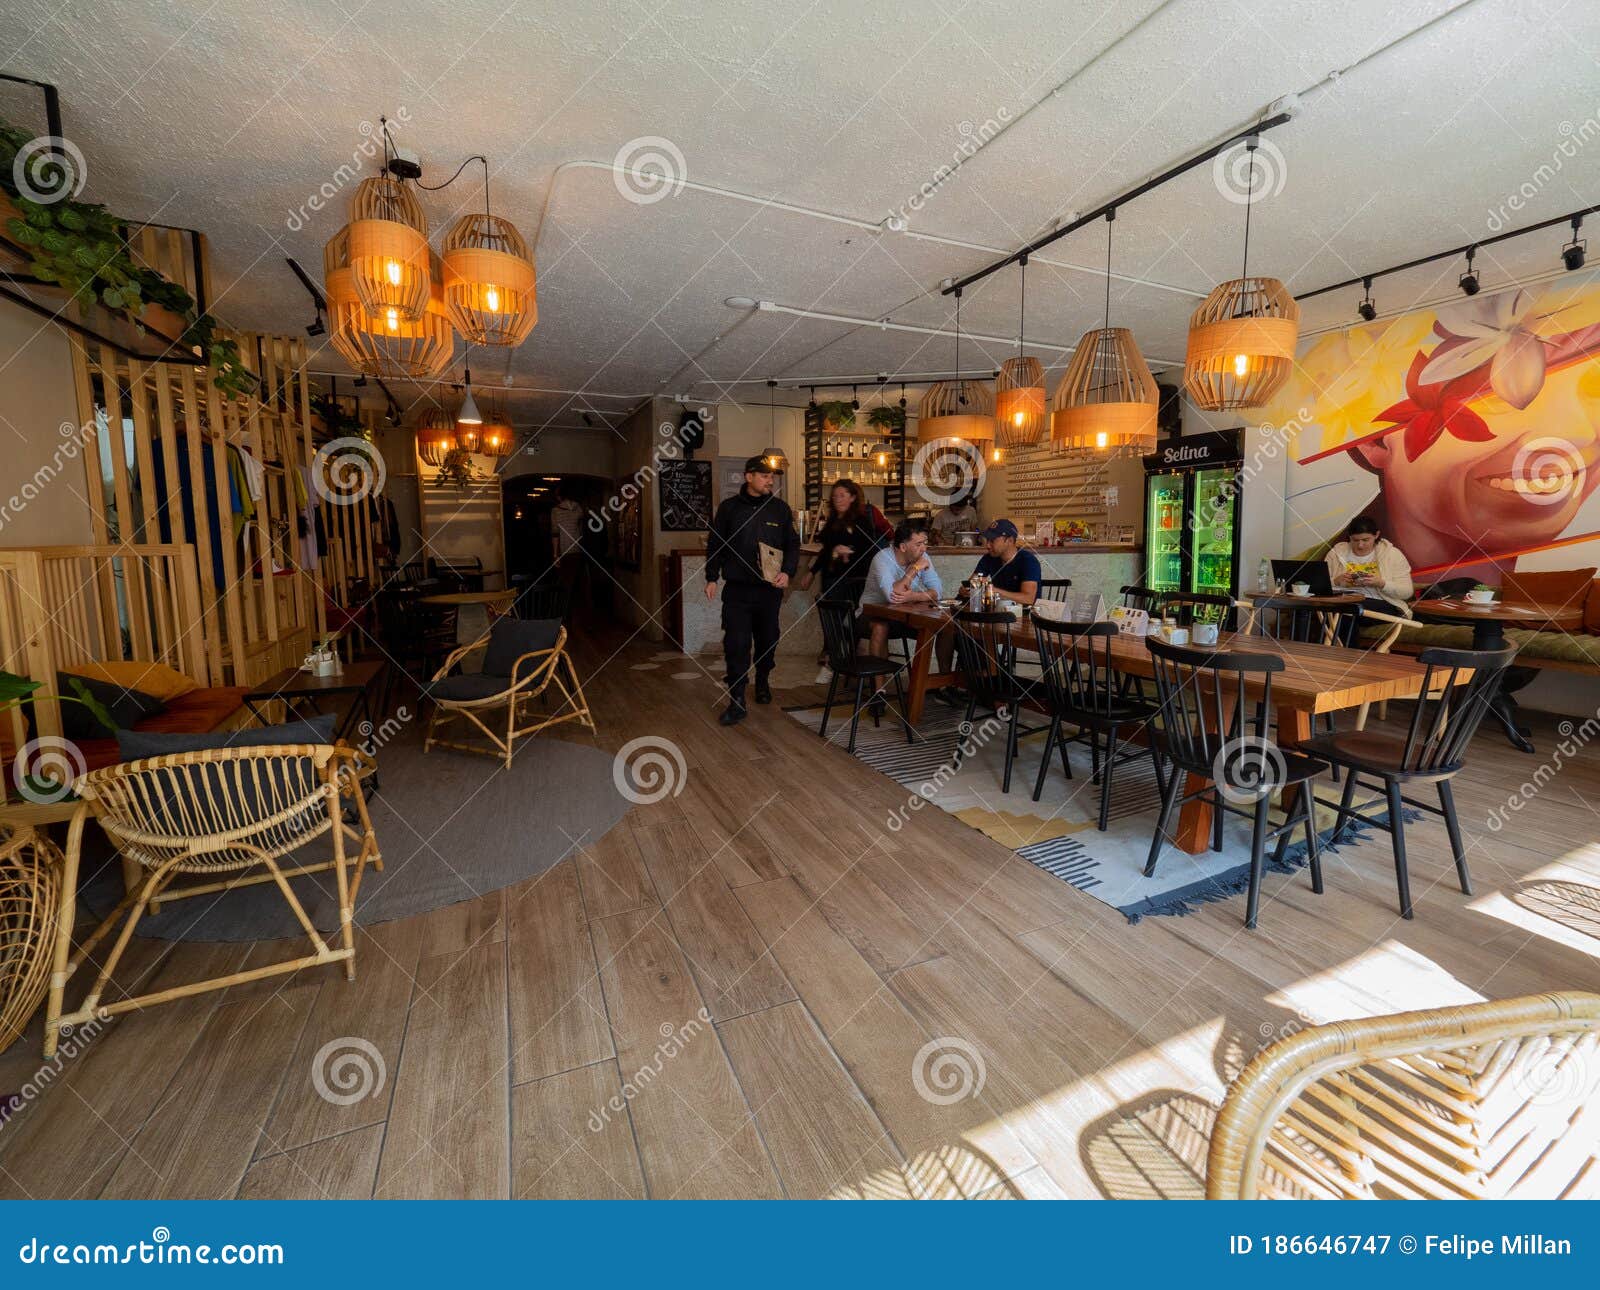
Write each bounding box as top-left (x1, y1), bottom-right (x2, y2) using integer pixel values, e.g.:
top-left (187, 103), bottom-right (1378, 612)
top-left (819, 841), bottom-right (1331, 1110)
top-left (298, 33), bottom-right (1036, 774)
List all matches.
top-left (1140, 430), bottom-right (1244, 599)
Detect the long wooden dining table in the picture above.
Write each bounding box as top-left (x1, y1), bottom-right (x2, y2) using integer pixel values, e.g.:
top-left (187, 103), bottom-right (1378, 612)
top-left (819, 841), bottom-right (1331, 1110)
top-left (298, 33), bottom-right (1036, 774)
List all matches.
top-left (860, 601), bottom-right (1464, 856)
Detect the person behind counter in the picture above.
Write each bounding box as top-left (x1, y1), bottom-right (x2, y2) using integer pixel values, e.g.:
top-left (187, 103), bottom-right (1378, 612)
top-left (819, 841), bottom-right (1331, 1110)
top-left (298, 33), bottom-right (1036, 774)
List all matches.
top-left (858, 520), bottom-right (942, 663)
top-left (930, 491), bottom-right (980, 546)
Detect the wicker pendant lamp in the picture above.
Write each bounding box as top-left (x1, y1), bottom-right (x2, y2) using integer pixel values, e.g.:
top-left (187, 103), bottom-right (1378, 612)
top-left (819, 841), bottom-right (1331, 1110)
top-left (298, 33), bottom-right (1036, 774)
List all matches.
top-left (346, 176), bottom-right (431, 323)
top-left (325, 228), bottom-right (455, 379)
top-left (918, 288), bottom-right (994, 446)
top-left (442, 212), bottom-right (538, 347)
top-left (994, 255), bottom-right (1046, 448)
top-left (477, 390), bottom-right (515, 457)
top-left (1052, 210), bottom-right (1158, 453)
top-left (1184, 137), bottom-right (1299, 410)
top-left (415, 405), bottom-right (457, 467)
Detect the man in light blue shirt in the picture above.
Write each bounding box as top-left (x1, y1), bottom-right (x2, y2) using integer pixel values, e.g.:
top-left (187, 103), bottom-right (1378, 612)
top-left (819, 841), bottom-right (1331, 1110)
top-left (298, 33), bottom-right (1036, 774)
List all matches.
top-left (859, 520), bottom-right (942, 660)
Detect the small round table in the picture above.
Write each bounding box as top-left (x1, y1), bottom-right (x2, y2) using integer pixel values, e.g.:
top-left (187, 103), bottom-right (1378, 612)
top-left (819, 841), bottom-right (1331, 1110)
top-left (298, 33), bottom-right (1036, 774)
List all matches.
top-left (417, 590), bottom-right (516, 609)
top-left (1414, 599), bottom-right (1584, 752)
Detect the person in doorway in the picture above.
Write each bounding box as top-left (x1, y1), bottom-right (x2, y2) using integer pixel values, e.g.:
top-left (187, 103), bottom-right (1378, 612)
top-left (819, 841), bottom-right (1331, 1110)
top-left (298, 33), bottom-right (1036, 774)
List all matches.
top-left (930, 491), bottom-right (980, 546)
top-left (551, 484), bottom-right (587, 607)
top-left (1325, 514), bottom-right (1414, 612)
top-left (705, 456), bottom-right (800, 726)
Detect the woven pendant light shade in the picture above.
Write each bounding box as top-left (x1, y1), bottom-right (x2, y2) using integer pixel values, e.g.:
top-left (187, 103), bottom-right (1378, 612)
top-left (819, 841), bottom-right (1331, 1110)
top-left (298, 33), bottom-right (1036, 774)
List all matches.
top-left (325, 228), bottom-right (455, 379)
top-left (441, 214), bottom-right (538, 347)
top-left (346, 177), bottom-right (431, 322)
top-left (454, 419), bottom-right (482, 454)
top-left (1184, 276), bottom-right (1299, 410)
top-left (1051, 327), bottom-right (1159, 453)
top-left (994, 356), bottom-right (1047, 448)
top-left (477, 391), bottom-right (514, 457)
top-left (917, 380), bottom-right (994, 446)
top-left (416, 406), bottom-right (457, 467)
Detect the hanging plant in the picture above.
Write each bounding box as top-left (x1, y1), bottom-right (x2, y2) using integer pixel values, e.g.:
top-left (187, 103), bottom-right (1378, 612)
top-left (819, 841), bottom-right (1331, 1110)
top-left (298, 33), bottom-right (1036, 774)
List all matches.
top-left (433, 447), bottom-right (475, 488)
top-left (1, 118), bottom-right (259, 402)
top-left (816, 399), bottom-right (856, 431)
top-left (866, 405), bottom-right (905, 432)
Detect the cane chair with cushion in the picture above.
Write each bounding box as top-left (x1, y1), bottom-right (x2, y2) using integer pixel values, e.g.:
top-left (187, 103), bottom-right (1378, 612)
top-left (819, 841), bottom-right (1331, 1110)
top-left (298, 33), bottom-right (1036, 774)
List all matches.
top-left (1144, 636), bottom-right (1328, 929)
top-left (1300, 644), bottom-right (1516, 920)
top-left (816, 599), bottom-right (914, 754)
top-left (951, 611), bottom-right (1046, 794)
top-left (52, 738), bottom-right (381, 1046)
top-left (1207, 991), bottom-right (1600, 1199)
top-left (423, 617), bottom-right (594, 768)
top-left (1243, 595), bottom-right (1365, 646)
top-left (1030, 618), bottom-right (1163, 828)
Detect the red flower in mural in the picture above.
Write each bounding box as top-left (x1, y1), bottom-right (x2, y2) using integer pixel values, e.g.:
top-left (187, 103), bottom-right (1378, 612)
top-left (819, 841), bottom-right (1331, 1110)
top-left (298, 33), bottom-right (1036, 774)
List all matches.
top-left (1372, 350), bottom-right (1494, 461)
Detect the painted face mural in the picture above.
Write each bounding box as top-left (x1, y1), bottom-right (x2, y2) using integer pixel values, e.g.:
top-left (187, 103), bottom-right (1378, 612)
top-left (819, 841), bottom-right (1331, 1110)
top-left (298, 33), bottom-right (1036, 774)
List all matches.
top-left (1268, 279), bottom-right (1600, 580)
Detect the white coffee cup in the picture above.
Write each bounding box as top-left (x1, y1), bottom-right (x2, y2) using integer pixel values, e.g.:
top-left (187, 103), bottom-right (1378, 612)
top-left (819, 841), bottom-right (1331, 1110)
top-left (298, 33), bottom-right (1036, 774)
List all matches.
top-left (1466, 587), bottom-right (1495, 604)
top-left (1192, 622), bottom-right (1219, 646)
top-left (1291, 582), bottom-right (1310, 596)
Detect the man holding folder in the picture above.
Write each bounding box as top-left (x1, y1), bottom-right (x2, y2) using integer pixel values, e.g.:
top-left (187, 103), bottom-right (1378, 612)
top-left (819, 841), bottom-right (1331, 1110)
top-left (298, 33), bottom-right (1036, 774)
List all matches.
top-left (705, 456), bottom-right (800, 726)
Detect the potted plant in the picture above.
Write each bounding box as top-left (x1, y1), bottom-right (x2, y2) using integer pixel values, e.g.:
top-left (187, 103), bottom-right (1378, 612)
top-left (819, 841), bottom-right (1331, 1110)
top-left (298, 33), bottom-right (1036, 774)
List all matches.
top-left (310, 393), bottom-right (369, 441)
top-left (816, 399), bottom-right (856, 432)
top-left (0, 671), bottom-right (116, 801)
top-left (866, 406), bottom-right (905, 433)
top-left (433, 447), bottom-right (476, 488)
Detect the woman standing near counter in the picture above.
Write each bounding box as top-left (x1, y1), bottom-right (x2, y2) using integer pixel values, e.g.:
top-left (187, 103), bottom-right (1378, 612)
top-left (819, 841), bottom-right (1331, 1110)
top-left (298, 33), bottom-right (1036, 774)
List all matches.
top-left (797, 479), bottom-right (890, 604)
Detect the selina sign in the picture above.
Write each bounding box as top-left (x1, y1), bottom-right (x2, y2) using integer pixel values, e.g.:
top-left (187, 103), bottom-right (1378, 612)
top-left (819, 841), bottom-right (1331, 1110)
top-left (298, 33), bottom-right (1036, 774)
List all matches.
top-left (1143, 428), bottom-right (1244, 470)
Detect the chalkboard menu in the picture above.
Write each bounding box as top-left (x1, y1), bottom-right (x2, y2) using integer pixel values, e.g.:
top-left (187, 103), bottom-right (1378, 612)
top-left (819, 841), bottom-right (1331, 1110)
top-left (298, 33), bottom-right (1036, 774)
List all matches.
top-left (658, 459), bottom-right (713, 531)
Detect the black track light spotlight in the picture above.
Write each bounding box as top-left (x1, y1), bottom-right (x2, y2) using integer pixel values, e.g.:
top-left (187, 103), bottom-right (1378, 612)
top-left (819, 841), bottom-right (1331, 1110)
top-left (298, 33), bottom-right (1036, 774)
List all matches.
top-left (1458, 245), bottom-right (1480, 297)
top-left (305, 309), bottom-right (326, 338)
top-left (1357, 276), bottom-right (1377, 323)
top-left (850, 384), bottom-right (859, 411)
top-left (807, 387), bottom-right (817, 412)
top-left (1562, 215), bottom-right (1587, 272)
top-left (899, 381), bottom-right (907, 410)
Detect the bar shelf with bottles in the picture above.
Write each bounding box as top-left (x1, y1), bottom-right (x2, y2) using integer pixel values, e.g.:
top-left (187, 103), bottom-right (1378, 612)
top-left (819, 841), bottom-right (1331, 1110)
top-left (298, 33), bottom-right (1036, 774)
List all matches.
top-left (803, 405), bottom-right (909, 511)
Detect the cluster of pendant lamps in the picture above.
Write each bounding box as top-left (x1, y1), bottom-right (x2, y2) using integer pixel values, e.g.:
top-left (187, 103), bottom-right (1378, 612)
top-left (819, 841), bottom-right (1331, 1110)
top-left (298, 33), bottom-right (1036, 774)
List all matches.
top-left (917, 135), bottom-right (1298, 460)
top-left (322, 119), bottom-right (538, 463)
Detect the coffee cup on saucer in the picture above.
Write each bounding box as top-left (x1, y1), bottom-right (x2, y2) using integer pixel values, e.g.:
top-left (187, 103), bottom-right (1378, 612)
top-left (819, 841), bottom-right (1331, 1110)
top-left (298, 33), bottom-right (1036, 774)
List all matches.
top-left (1291, 582), bottom-right (1310, 597)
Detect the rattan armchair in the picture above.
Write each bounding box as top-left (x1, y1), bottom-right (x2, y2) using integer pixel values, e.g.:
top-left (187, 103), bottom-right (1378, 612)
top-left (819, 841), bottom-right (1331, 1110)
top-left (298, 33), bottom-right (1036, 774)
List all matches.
top-left (423, 618), bottom-right (594, 769)
top-left (49, 743), bottom-right (381, 1053)
top-left (1207, 991), bottom-right (1600, 1199)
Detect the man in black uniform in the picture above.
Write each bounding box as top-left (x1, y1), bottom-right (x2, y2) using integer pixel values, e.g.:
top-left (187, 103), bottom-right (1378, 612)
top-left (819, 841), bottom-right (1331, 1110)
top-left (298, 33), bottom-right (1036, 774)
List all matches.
top-left (704, 456), bottom-right (799, 726)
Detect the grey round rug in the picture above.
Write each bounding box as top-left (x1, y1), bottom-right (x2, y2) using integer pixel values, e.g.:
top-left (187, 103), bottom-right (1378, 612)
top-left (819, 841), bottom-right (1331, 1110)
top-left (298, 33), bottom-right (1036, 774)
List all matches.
top-left (78, 733), bottom-right (629, 942)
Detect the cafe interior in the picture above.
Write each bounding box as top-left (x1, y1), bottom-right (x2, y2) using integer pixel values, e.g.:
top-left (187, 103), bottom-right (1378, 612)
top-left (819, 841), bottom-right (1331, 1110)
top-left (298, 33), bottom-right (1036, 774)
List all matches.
top-left (0, 0), bottom-right (1598, 1202)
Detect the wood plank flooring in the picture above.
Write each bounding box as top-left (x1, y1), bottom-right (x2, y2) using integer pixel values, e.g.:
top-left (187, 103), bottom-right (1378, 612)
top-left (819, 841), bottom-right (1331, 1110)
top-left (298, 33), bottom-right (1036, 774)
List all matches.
top-left (2, 623), bottom-right (1597, 1198)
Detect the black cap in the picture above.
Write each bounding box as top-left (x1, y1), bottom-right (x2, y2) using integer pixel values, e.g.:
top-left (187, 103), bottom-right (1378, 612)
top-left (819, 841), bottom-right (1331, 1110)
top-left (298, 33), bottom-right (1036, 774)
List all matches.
top-left (744, 455), bottom-right (773, 473)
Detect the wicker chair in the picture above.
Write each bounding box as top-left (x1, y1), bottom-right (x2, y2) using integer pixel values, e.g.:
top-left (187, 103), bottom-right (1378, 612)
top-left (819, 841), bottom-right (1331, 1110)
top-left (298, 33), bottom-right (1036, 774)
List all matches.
top-left (49, 743), bottom-right (381, 1051)
top-left (423, 618), bottom-right (594, 768)
top-left (1207, 991), bottom-right (1600, 1199)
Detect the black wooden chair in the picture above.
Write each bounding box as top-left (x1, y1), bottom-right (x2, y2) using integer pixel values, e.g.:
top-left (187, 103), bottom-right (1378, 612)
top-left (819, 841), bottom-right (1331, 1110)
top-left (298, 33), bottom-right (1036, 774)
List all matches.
top-left (816, 599), bottom-right (915, 754)
top-left (1120, 584), bottom-right (1161, 614)
top-left (514, 578), bottom-right (571, 622)
top-left (951, 610), bottom-right (1047, 793)
top-left (1300, 645), bottom-right (1517, 920)
top-left (1030, 618), bottom-right (1164, 828)
top-left (1245, 595), bottom-right (1363, 646)
top-left (1036, 578), bottom-right (1073, 603)
top-left (1156, 590), bottom-right (1235, 630)
top-left (1144, 636), bottom-right (1329, 929)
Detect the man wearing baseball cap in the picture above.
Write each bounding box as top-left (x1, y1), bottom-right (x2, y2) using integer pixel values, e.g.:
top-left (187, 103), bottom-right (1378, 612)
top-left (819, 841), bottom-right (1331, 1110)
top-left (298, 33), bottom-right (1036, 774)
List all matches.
top-left (968, 519), bottom-right (1041, 607)
top-left (704, 455), bottom-right (800, 726)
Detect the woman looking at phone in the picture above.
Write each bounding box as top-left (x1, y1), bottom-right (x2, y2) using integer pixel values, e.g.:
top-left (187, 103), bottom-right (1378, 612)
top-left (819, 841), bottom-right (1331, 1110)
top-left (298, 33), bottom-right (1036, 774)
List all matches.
top-left (1325, 515), bottom-right (1414, 612)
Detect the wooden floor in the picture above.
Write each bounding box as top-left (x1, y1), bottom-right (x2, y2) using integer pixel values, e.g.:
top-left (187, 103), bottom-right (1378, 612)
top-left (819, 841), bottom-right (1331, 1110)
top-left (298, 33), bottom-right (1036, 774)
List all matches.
top-left (2, 624), bottom-right (1598, 1199)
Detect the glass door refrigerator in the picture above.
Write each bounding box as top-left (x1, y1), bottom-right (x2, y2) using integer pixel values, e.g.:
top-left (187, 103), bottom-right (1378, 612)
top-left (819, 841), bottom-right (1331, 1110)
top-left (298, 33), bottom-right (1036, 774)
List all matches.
top-left (1140, 431), bottom-right (1245, 599)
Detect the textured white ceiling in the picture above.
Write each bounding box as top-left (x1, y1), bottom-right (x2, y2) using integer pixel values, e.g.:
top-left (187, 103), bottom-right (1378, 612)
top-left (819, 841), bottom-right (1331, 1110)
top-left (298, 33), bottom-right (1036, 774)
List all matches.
top-left (4, 0), bottom-right (1596, 435)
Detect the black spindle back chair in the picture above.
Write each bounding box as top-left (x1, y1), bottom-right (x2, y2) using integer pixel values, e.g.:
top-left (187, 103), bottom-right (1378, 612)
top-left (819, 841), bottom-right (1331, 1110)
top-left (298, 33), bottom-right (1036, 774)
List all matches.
top-left (1156, 590), bottom-right (1234, 630)
top-left (1248, 595), bottom-right (1363, 646)
top-left (1305, 645), bottom-right (1516, 920)
top-left (1145, 636), bottom-right (1328, 929)
top-left (951, 610), bottom-right (1044, 793)
top-left (814, 599), bottom-right (915, 754)
top-left (1036, 578), bottom-right (1073, 603)
top-left (1120, 585), bottom-right (1161, 614)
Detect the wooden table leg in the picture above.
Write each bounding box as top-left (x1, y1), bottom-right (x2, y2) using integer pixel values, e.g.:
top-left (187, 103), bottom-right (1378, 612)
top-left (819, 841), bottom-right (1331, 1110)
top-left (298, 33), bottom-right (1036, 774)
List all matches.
top-left (1172, 690), bottom-right (1240, 855)
top-left (1274, 704), bottom-right (1313, 822)
top-left (903, 625), bottom-right (937, 725)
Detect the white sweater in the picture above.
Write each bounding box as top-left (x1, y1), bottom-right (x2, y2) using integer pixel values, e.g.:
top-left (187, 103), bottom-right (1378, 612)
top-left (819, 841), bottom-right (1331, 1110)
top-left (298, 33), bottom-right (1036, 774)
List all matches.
top-left (1325, 538), bottom-right (1414, 610)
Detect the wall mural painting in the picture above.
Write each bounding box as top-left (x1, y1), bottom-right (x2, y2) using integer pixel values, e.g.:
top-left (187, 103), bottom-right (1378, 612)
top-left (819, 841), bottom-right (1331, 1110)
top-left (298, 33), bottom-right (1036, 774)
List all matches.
top-left (1265, 276), bottom-right (1600, 583)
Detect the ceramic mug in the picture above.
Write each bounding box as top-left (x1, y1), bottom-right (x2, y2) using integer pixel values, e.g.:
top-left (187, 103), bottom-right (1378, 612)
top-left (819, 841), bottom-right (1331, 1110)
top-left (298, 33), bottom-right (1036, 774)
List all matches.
top-left (1192, 622), bottom-right (1219, 646)
top-left (1466, 587), bottom-right (1495, 604)
top-left (1291, 582), bottom-right (1310, 597)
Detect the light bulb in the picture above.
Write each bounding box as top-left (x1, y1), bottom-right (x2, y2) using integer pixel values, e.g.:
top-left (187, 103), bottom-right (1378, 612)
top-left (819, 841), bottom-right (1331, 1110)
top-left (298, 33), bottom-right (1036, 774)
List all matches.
top-left (385, 307), bottom-right (400, 333)
top-left (1095, 431), bottom-right (1108, 449)
top-left (990, 445), bottom-right (1003, 464)
top-left (1012, 411), bottom-right (1025, 427)
top-left (385, 259), bottom-right (402, 286)
top-left (1233, 353), bottom-right (1249, 378)
top-left (484, 285), bottom-right (501, 313)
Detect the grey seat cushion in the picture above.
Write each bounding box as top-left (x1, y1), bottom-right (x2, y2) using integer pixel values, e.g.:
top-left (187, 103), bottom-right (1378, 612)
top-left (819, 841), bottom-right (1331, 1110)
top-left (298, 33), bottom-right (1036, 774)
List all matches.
top-left (482, 617), bottom-right (561, 678)
top-left (424, 672), bottom-right (514, 703)
top-left (116, 714), bottom-right (337, 761)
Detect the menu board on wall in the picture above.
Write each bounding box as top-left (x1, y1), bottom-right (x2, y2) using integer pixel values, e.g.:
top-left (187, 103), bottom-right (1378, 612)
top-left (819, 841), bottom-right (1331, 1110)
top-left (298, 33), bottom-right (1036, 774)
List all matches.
top-left (658, 458), bottom-right (714, 532)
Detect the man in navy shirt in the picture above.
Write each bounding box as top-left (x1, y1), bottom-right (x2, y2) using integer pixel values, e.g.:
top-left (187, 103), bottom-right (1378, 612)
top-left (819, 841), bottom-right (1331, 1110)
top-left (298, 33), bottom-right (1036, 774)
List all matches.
top-left (968, 518), bottom-right (1041, 607)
